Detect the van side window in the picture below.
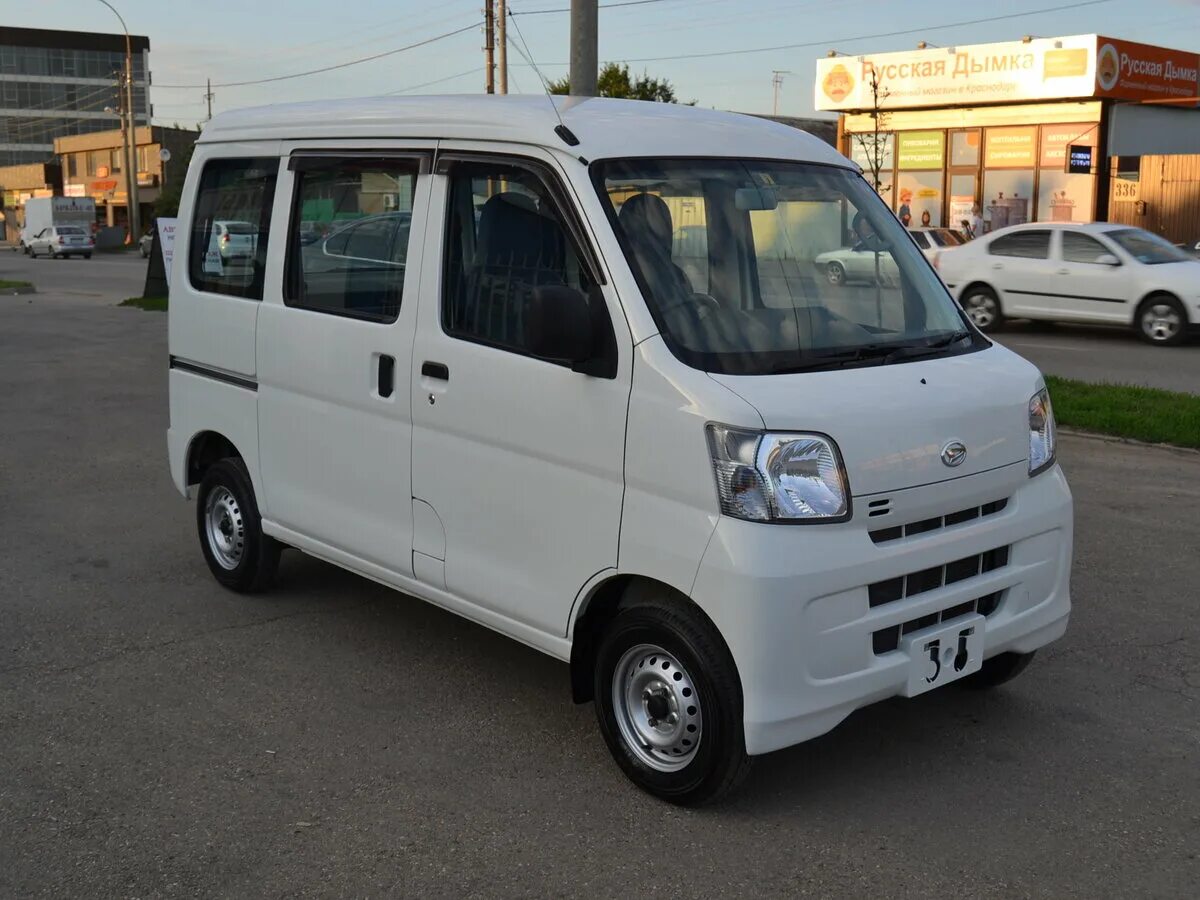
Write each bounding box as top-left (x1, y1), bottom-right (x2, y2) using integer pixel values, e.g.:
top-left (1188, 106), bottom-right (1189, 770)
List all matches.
top-left (187, 157), bottom-right (277, 299)
top-left (988, 230), bottom-right (1050, 259)
top-left (442, 161), bottom-right (594, 353)
top-left (284, 157), bottom-right (420, 322)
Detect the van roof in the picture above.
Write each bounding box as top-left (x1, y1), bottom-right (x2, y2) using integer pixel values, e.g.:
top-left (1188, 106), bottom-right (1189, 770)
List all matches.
top-left (199, 95), bottom-right (848, 166)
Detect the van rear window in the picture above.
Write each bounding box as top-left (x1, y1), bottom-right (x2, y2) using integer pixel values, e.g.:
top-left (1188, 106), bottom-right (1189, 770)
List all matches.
top-left (187, 158), bottom-right (278, 300)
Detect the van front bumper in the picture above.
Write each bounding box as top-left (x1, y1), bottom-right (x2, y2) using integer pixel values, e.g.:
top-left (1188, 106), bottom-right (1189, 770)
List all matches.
top-left (691, 461), bottom-right (1072, 756)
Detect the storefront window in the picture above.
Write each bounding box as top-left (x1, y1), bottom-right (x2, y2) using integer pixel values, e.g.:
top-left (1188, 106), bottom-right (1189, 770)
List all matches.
top-left (983, 171), bottom-right (1035, 232)
top-left (950, 130), bottom-right (981, 167)
top-left (948, 174), bottom-right (977, 234)
top-left (896, 131), bottom-right (944, 227)
top-left (1037, 124), bottom-right (1097, 224)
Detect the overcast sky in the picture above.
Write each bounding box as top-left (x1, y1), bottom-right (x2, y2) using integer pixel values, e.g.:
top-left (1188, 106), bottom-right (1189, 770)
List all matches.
top-left (11, 0), bottom-right (1200, 123)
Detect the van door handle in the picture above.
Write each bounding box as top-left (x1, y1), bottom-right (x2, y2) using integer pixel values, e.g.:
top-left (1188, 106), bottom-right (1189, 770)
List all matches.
top-left (422, 361), bottom-right (449, 381)
top-left (377, 354), bottom-right (395, 398)
top-left (1056, 268), bottom-right (1070, 275)
top-left (990, 263), bottom-right (1003, 270)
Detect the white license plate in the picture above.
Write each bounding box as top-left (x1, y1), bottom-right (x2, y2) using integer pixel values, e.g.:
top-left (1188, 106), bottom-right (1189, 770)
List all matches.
top-left (900, 614), bottom-right (985, 696)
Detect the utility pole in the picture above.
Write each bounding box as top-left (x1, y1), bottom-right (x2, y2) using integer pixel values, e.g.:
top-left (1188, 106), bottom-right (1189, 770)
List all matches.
top-left (205, 78), bottom-right (214, 121)
top-left (771, 70), bottom-right (790, 117)
top-left (496, 0), bottom-right (507, 94)
top-left (484, 2), bottom-right (496, 94)
top-left (569, 0), bottom-right (598, 96)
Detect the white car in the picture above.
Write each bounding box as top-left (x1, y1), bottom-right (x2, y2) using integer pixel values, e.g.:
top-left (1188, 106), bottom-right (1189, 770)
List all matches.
top-left (209, 220), bottom-right (258, 261)
top-left (938, 222), bottom-right (1200, 345)
top-left (26, 225), bottom-right (94, 259)
top-left (814, 240), bottom-right (901, 286)
top-left (167, 96), bottom-right (1071, 804)
top-left (908, 227), bottom-right (964, 264)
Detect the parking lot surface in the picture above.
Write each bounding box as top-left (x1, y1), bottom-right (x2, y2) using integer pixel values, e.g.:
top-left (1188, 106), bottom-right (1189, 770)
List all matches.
top-left (2, 291), bottom-right (1198, 897)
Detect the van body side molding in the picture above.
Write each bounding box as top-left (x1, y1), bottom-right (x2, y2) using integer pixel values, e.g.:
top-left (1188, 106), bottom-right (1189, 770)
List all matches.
top-left (169, 356), bottom-right (258, 392)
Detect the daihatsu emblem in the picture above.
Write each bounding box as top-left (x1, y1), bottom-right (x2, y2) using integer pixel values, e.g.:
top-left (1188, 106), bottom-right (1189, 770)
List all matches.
top-left (941, 441), bottom-right (967, 467)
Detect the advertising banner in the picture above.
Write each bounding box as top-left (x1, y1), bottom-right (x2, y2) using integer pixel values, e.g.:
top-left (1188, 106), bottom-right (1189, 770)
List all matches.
top-left (1040, 124), bottom-right (1099, 168)
top-left (156, 217), bottom-right (177, 279)
top-left (1095, 36), bottom-right (1199, 103)
top-left (896, 131), bottom-right (945, 169)
top-left (815, 34), bottom-right (1199, 111)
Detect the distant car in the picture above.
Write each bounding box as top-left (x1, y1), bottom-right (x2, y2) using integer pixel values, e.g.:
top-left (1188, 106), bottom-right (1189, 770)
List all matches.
top-left (908, 227), bottom-right (965, 264)
top-left (139, 231), bottom-right (154, 257)
top-left (26, 225), bottom-right (94, 259)
top-left (209, 220), bottom-right (258, 262)
top-left (814, 240), bottom-right (900, 286)
top-left (319, 212), bottom-right (411, 266)
top-left (937, 221), bottom-right (1200, 345)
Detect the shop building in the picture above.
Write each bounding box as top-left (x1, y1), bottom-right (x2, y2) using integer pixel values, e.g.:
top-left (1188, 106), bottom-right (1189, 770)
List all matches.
top-left (815, 35), bottom-right (1200, 242)
top-left (54, 125), bottom-right (198, 231)
top-left (0, 161), bottom-right (61, 241)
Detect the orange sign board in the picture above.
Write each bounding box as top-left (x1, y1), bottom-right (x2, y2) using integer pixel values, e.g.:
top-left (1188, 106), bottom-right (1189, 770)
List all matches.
top-left (985, 127), bottom-right (1038, 168)
top-left (1040, 124), bottom-right (1099, 168)
top-left (1095, 36), bottom-right (1199, 103)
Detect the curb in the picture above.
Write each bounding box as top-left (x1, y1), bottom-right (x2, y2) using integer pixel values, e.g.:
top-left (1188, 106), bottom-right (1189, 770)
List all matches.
top-left (1059, 426), bottom-right (1200, 457)
top-left (0, 284), bottom-right (36, 295)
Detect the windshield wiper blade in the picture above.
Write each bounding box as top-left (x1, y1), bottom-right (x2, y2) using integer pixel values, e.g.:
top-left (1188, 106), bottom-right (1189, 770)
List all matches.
top-left (768, 332), bottom-right (972, 374)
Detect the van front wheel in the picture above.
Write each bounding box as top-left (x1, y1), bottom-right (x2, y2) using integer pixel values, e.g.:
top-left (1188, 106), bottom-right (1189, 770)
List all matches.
top-left (594, 594), bottom-right (751, 805)
top-left (196, 458), bottom-right (280, 593)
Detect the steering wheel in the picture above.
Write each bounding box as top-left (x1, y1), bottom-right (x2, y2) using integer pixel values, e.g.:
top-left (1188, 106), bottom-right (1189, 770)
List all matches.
top-left (852, 211), bottom-right (890, 253)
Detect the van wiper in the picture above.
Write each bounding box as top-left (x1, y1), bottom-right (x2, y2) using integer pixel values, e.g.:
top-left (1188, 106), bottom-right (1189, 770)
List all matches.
top-left (767, 331), bottom-right (972, 374)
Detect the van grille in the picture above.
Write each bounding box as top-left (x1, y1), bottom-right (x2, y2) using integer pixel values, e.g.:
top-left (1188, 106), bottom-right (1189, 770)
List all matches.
top-left (872, 591), bottom-right (1004, 655)
top-left (869, 498), bottom-right (1008, 544)
top-left (868, 545), bottom-right (1009, 609)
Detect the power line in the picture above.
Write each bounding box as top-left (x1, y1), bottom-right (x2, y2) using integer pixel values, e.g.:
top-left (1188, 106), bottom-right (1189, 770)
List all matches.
top-left (512, 0), bottom-right (674, 14)
top-left (384, 67), bottom-right (480, 95)
top-left (153, 21), bottom-right (481, 89)
top-left (600, 0), bottom-right (1116, 63)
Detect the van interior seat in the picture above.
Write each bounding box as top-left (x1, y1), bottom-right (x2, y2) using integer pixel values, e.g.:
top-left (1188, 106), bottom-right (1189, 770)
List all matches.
top-left (618, 192), bottom-right (695, 303)
top-left (460, 192), bottom-right (567, 347)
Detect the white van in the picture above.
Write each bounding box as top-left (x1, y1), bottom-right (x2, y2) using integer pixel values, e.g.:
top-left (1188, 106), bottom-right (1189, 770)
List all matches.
top-left (167, 97), bottom-right (1072, 804)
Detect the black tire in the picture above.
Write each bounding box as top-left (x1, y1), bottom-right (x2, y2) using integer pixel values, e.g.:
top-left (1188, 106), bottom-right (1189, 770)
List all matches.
top-left (959, 650), bottom-right (1035, 690)
top-left (83, 253), bottom-right (92, 260)
top-left (960, 284), bottom-right (1004, 332)
top-left (195, 457), bottom-right (281, 593)
top-left (28, 246), bottom-right (36, 259)
top-left (1135, 293), bottom-right (1188, 346)
top-left (825, 261), bottom-right (846, 286)
top-left (593, 587), bottom-right (751, 806)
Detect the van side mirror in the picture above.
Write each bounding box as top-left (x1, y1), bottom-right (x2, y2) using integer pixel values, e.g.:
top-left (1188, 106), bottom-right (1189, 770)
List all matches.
top-left (526, 284), bottom-right (596, 367)
top-left (1096, 253), bottom-right (1121, 267)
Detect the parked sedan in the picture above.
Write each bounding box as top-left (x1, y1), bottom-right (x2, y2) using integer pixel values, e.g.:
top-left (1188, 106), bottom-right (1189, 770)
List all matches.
top-left (26, 225), bottom-right (94, 259)
top-left (938, 222), bottom-right (1200, 345)
top-left (908, 227), bottom-right (965, 264)
top-left (814, 241), bottom-right (900, 286)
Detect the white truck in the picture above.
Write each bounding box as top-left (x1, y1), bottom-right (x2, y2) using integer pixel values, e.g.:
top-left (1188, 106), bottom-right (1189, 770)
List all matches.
top-left (18, 197), bottom-right (96, 251)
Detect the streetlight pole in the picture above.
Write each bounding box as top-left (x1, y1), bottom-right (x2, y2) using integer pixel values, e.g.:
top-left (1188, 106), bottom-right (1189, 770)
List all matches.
top-left (96, 0), bottom-right (140, 243)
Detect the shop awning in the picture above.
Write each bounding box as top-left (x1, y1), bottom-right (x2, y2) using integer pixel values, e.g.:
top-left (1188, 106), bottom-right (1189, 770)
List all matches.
top-left (1108, 104), bottom-right (1200, 156)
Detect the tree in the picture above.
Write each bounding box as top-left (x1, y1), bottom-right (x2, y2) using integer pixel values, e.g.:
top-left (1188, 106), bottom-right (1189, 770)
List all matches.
top-left (849, 67), bottom-right (891, 199)
top-left (153, 140), bottom-right (195, 220)
top-left (548, 62), bottom-right (684, 103)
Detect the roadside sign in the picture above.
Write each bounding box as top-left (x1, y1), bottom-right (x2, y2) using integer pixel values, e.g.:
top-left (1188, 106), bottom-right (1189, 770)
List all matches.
top-left (157, 217), bottom-right (177, 279)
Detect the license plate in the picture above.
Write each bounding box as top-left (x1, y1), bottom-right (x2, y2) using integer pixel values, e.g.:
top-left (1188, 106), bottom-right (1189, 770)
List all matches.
top-left (900, 614), bottom-right (985, 696)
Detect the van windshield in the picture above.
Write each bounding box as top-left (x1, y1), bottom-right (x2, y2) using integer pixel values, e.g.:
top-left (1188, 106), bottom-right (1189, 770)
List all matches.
top-left (593, 158), bottom-right (978, 375)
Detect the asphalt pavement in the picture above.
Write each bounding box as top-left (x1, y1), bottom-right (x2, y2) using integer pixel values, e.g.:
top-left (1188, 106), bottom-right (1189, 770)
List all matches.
top-left (1, 244), bottom-right (148, 299)
top-left (1, 285), bottom-right (1198, 897)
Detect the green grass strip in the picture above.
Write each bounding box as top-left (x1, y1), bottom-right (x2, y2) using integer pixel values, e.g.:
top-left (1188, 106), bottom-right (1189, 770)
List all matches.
top-left (0, 279), bottom-right (33, 289)
top-left (1046, 375), bottom-right (1200, 449)
top-left (119, 296), bottom-right (168, 311)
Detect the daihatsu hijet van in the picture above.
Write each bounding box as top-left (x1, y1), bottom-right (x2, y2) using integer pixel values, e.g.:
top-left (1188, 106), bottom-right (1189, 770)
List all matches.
top-left (167, 96), bottom-right (1072, 805)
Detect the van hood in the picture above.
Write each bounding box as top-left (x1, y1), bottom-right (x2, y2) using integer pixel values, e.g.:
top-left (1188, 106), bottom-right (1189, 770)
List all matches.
top-left (709, 344), bottom-right (1041, 497)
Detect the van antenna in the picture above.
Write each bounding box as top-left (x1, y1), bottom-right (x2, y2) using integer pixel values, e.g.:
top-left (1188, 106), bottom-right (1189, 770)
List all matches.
top-left (506, 5), bottom-right (580, 147)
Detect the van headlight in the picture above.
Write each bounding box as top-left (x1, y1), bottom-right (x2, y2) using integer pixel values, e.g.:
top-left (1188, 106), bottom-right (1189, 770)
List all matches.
top-left (1029, 388), bottom-right (1056, 476)
top-left (706, 424), bottom-right (850, 523)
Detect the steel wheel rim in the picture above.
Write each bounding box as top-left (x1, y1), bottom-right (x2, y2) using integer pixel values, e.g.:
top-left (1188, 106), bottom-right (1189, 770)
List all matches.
top-left (612, 643), bottom-right (703, 773)
top-left (827, 264), bottom-right (844, 285)
top-left (1142, 303), bottom-right (1181, 342)
top-left (965, 293), bottom-right (996, 328)
top-left (204, 486), bottom-right (245, 570)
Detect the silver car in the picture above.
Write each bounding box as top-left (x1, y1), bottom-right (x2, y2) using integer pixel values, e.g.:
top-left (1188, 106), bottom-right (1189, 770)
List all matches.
top-left (27, 225), bottom-right (94, 259)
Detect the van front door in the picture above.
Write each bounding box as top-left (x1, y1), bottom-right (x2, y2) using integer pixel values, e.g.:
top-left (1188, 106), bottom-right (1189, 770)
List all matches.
top-left (409, 151), bottom-right (629, 637)
top-left (256, 151), bottom-right (431, 576)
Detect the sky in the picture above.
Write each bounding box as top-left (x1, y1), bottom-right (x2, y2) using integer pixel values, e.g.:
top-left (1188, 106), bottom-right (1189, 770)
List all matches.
top-left (9, 0), bottom-right (1200, 124)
